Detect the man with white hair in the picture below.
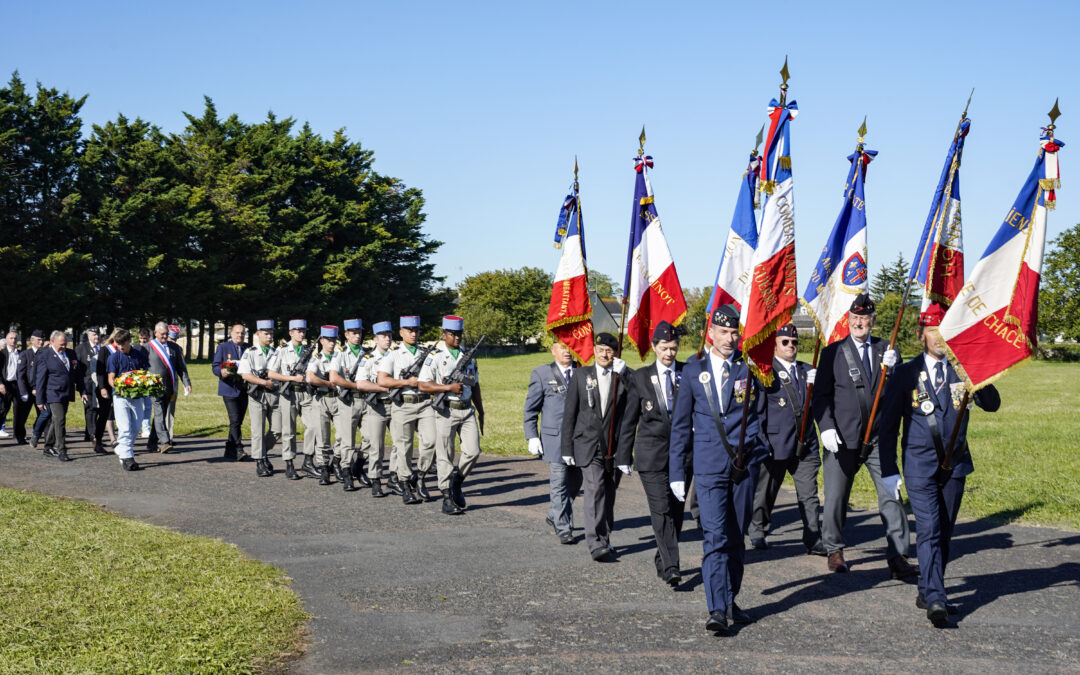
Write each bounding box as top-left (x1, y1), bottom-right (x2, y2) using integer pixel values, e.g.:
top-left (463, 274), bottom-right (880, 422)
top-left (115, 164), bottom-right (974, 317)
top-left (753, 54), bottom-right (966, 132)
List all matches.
top-left (146, 321), bottom-right (191, 453)
top-left (35, 330), bottom-right (82, 461)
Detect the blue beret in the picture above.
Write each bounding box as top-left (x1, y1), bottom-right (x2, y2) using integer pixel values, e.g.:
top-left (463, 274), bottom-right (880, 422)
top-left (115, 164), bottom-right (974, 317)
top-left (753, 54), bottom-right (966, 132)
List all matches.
top-left (343, 318), bottom-right (363, 332)
top-left (400, 316), bottom-right (421, 329)
top-left (320, 325), bottom-right (338, 339)
top-left (288, 319), bottom-right (307, 330)
top-left (711, 305), bottom-right (739, 329)
top-left (442, 315), bottom-right (464, 332)
top-left (256, 319), bottom-right (274, 331)
top-left (372, 320), bottom-right (392, 334)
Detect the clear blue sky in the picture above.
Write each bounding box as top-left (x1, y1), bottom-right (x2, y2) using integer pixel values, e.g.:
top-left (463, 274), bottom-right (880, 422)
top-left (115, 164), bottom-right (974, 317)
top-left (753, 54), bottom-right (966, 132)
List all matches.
top-left (4, 1), bottom-right (1076, 297)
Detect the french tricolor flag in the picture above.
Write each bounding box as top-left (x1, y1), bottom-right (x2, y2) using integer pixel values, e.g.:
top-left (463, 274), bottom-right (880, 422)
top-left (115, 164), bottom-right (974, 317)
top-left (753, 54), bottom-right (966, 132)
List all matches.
top-left (741, 99), bottom-right (799, 384)
top-left (547, 188), bottom-right (594, 365)
top-left (623, 155), bottom-right (688, 358)
top-left (704, 153), bottom-right (760, 342)
top-left (938, 132), bottom-right (1063, 390)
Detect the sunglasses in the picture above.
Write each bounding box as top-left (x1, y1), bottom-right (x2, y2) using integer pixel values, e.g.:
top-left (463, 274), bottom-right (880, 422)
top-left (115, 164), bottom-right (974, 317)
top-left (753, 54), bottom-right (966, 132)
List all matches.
top-left (778, 338), bottom-right (798, 346)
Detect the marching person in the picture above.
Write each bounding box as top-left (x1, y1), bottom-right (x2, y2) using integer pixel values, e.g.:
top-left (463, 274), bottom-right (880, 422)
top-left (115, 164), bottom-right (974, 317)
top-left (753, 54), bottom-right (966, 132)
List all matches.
top-left (669, 305), bottom-right (768, 634)
top-left (146, 322), bottom-right (191, 454)
top-left (359, 321), bottom-right (395, 497)
top-left (35, 330), bottom-right (82, 461)
top-left (306, 325), bottom-right (343, 486)
top-left (617, 321), bottom-right (686, 586)
top-left (268, 319), bottom-right (313, 480)
top-left (238, 320), bottom-right (279, 477)
top-left (133, 328), bottom-right (153, 438)
top-left (212, 324), bottom-right (250, 461)
top-left (75, 327), bottom-right (102, 443)
top-left (91, 330), bottom-right (120, 454)
top-left (106, 329), bottom-right (150, 472)
top-left (419, 316), bottom-right (486, 515)
top-left (748, 322), bottom-right (826, 555)
top-left (20, 330), bottom-right (51, 448)
top-left (163, 325), bottom-right (190, 441)
top-left (330, 319), bottom-right (390, 492)
top-left (1, 330), bottom-right (27, 443)
top-left (879, 310), bottom-right (1000, 625)
top-left (523, 340), bottom-right (580, 544)
top-left (377, 316), bottom-right (434, 505)
top-left (560, 332), bottom-right (630, 562)
top-left (812, 293), bottom-right (914, 579)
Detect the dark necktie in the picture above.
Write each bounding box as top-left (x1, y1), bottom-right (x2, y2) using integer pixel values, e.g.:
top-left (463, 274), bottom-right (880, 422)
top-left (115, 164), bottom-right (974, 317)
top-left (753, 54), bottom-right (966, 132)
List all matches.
top-left (720, 361), bottom-right (731, 412)
top-left (934, 361), bottom-right (947, 409)
top-left (664, 369), bottom-right (674, 410)
top-left (861, 342), bottom-right (872, 381)
top-left (790, 364), bottom-right (800, 401)
top-left (563, 368), bottom-right (571, 387)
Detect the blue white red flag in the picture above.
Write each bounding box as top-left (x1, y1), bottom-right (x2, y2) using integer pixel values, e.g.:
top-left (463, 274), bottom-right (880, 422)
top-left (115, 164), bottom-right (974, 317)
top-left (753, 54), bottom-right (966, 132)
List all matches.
top-left (547, 182), bottom-right (594, 364)
top-left (704, 153), bottom-right (760, 343)
top-left (740, 99), bottom-right (799, 384)
top-left (802, 145), bottom-right (876, 344)
top-left (910, 118), bottom-right (972, 320)
top-left (938, 131), bottom-right (1063, 390)
top-left (623, 155), bottom-right (688, 359)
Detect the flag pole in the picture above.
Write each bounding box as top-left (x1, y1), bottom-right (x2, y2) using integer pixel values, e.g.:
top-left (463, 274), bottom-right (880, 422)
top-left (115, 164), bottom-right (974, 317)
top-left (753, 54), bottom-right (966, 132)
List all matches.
top-left (618, 127), bottom-right (647, 358)
top-left (858, 92), bottom-right (975, 462)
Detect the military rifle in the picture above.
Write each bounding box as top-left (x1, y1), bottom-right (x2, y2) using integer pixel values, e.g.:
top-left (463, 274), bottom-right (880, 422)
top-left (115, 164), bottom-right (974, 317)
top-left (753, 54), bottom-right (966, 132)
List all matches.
top-left (431, 336), bottom-right (486, 410)
top-left (247, 369), bottom-right (279, 402)
top-left (340, 345), bottom-right (368, 405)
top-left (286, 342), bottom-right (318, 395)
top-left (389, 343), bottom-right (436, 404)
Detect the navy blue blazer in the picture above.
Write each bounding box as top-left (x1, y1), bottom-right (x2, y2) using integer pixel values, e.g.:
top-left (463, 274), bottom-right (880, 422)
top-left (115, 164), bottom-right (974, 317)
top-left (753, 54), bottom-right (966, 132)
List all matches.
top-left (523, 362), bottom-right (575, 463)
top-left (763, 358), bottom-right (819, 462)
top-left (669, 352), bottom-right (767, 482)
top-left (34, 347), bottom-right (81, 404)
top-left (879, 355), bottom-right (1000, 481)
top-left (212, 341), bottom-right (249, 398)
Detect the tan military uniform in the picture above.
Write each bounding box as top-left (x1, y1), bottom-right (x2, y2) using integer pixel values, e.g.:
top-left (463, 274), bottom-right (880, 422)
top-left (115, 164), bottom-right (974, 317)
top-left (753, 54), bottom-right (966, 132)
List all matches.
top-left (330, 345), bottom-right (369, 468)
top-left (269, 342), bottom-right (311, 462)
top-left (361, 347), bottom-right (394, 478)
top-left (379, 344), bottom-right (436, 481)
top-left (420, 347), bottom-right (481, 492)
top-left (306, 350), bottom-right (341, 467)
top-left (238, 344), bottom-right (279, 460)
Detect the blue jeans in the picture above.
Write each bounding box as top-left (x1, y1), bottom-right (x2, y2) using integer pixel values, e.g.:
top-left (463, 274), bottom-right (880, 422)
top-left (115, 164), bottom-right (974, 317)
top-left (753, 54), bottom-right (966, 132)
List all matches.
top-left (547, 460), bottom-right (583, 536)
top-left (138, 397), bottom-right (152, 434)
top-left (114, 396), bottom-right (141, 460)
top-left (33, 405), bottom-right (51, 438)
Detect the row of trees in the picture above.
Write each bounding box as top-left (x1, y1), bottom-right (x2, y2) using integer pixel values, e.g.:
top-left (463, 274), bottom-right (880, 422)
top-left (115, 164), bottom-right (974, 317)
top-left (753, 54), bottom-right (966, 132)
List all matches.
top-left (1, 73), bottom-right (452, 357)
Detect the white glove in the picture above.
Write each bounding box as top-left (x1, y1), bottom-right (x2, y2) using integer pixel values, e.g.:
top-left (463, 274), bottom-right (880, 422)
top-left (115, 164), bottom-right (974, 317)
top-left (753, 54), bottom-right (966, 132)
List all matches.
top-left (527, 438), bottom-right (543, 456)
top-left (805, 369), bottom-right (816, 385)
top-left (882, 473), bottom-right (903, 500)
top-left (821, 429), bottom-right (842, 453)
top-left (20, 394), bottom-right (28, 402)
top-left (613, 357), bottom-right (627, 374)
top-left (562, 456), bottom-right (576, 466)
top-left (617, 464), bottom-right (632, 476)
top-left (883, 349), bottom-right (898, 368)
top-left (670, 481), bottom-right (686, 502)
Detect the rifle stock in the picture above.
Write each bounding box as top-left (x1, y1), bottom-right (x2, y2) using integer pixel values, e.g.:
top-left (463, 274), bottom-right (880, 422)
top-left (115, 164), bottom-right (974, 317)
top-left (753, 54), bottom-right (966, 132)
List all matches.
top-left (431, 336), bottom-right (486, 409)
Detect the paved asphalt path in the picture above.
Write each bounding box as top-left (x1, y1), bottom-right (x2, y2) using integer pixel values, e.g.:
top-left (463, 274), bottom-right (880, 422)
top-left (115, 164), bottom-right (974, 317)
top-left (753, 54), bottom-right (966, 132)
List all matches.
top-left (2, 435), bottom-right (1079, 673)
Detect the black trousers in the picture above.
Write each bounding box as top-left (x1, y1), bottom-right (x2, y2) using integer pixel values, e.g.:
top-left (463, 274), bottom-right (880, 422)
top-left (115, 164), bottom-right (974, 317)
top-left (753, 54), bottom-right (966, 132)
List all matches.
top-left (639, 469), bottom-right (685, 574)
top-left (82, 398), bottom-right (96, 440)
top-left (14, 392), bottom-right (33, 442)
top-left (582, 457), bottom-right (620, 554)
top-left (223, 395), bottom-right (247, 454)
top-left (0, 379), bottom-right (16, 431)
top-left (748, 451), bottom-right (823, 549)
top-left (94, 393), bottom-right (112, 443)
top-left (45, 401), bottom-right (69, 452)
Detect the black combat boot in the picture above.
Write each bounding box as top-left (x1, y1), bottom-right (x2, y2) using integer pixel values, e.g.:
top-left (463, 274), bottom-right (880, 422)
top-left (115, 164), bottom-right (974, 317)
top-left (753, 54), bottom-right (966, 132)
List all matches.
top-left (442, 496), bottom-right (464, 515)
top-left (332, 456), bottom-right (344, 482)
top-left (318, 465), bottom-right (331, 486)
top-left (256, 458), bottom-right (272, 477)
top-left (401, 478), bottom-right (421, 505)
top-left (414, 470), bottom-right (431, 501)
top-left (263, 456), bottom-right (274, 472)
top-left (284, 459), bottom-right (300, 480)
top-left (299, 455), bottom-right (320, 479)
top-left (371, 478), bottom-right (385, 498)
top-left (356, 461), bottom-right (372, 487)
top-left (450, 468), bottom-right (466, 509)
top-left (342, 467), bottom-right (358, 492)
top-left (386, 474), bottom-right (404, 496)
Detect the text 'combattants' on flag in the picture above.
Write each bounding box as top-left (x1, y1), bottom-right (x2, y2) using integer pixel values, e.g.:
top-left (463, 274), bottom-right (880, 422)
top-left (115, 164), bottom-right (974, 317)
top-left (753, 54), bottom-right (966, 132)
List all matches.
top-left (547, 185), bottom-right (594, 365)
top-left (802, 143), bottom-right (875, 344)
top-left (622, 154), bottom-right (687, 359)
top-left (936, 129), bottom-right (1063, 390)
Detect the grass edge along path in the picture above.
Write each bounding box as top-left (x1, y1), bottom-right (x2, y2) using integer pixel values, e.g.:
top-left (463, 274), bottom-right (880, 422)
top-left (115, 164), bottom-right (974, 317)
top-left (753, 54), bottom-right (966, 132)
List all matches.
top-left (0, 488), bottom-right (308, 674)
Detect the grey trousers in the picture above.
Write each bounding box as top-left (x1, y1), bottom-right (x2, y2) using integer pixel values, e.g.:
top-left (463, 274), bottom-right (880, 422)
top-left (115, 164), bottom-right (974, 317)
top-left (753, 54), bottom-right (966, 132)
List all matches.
top-left (276, 388), bottom-right (304, 461)
top-left (821, 444), bottom-right (911, 560)
top-left (389, 399), bottom-right (436, 481)
top-left (151, 396), bottom-right (173, 445)
top-left (582, 456), bottom-right (617, 554)
top-left (433, 404), bottom-right (481, 492)
top-left (332, 395), bottom-right (365, 467)
top-left (247, 394), bottom-right (278, 460)
top-left (749, 450), bottom-right (822, 549)
top-left (45, 401), bottom-right (68, 451)
top-left (361, 400), bottom-right (391, 477)
top-left (547, 459), bottom-right (582, 536)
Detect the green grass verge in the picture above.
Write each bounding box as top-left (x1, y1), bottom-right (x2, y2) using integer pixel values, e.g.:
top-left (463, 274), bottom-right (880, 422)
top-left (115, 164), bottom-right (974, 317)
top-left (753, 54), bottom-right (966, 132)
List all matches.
top-left (0, 488), bottom-right (308, 673)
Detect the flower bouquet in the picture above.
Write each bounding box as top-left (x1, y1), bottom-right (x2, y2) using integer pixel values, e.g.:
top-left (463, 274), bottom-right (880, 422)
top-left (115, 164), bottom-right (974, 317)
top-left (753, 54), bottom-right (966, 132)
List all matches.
top-left (221, 358), bottom-right (241, 383)
top-left (113, 370), bottom-right (166, 399)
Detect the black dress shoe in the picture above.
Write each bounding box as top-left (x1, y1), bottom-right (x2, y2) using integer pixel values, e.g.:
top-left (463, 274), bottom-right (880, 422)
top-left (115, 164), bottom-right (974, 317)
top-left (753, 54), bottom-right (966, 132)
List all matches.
top-left (916, 594), bottom-right (959, 615)
top-left (342, 468), bottom-right (358, 492)
top-left (43, 446), bottom-right (59, 458)
top-left (318, 466), bottom-right (331, 486)
top-left (93, 443), bottom-right (108, 454)
top-left (662, 569), bottom-right (682, 587)
top-left (705, 611), bottom-right (728, 634)
top-left (889, 556), bottom-right (919, 580)
top-left (751, 538), bottom-right (768, 550)
top-left (926, 600), bottom-right (948, 626)
top-left (371, 480), bottom-right (386, 498)
top-left (441, 496), bottom-right (464, 515)
top-left (590, 547), bottom-right (615, 562)
top-left (559, 532), bottom-right (575, 545)
top-left (57, 450), bottom-right (70, 462)
top-left (223, 447), bottom-right (237, 461)
top-left (299, 455), bottom-right (321, 479)
top-left (414, 472), bottom-right (431, 501)
top-left (807, 540), bottom-right (828, 556)
top-left (256, 459), bottom-right (272, 477)
top-left (284, 459), bottom-right (300, 480)
top-left (121, 458), bottom-right (141, 472)
top-left (30, 435), bottom-right (39, 449)
top-left (450, 468), bottom-right (466, 509)
top-left (386, 475), bottom-right (404, 496)
top-left (727, 603), bottom-right (755, 624)
top-left (237, 452), bottom-right (252, 462)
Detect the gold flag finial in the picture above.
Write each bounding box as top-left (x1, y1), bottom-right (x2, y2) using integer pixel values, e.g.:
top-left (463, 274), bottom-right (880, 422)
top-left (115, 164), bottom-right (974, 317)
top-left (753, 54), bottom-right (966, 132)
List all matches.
top-left (1048, 98), bottom-right (1062, 130)
top-left (857, 116), bottom-right (867, 143)
top-left (638, 126), bottom-right (647, 156)
top-left (574, 155), bottom-right (579, 182)
top-left (779, 56), bottom-right (790, 105)
top-left (752, 124), bottom-right (765, 156)
top-left (962, 88), bottom-right (975, 119)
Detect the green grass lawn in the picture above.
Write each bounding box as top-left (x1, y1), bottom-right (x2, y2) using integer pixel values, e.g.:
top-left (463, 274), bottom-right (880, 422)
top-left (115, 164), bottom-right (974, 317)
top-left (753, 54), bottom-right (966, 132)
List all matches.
top-left (8, 351), bottom-right (1078, 529)
top-left (0, 488), bottom-right (307, 673)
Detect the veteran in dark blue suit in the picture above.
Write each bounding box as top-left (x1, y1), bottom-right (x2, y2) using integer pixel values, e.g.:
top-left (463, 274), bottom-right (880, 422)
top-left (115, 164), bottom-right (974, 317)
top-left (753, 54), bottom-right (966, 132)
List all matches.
top-left (748, 322), bottom-right (825, 555)
top-left (212, 324), bottom-right (251, 461)
top-left (669, 305), bottom-right (767, 634)
top-left (35, 330), bottom-right (83, 461)
top-left (879, 310), bottom-right (1000, 626)
top-left (524, 340), bottom-right (580, 545)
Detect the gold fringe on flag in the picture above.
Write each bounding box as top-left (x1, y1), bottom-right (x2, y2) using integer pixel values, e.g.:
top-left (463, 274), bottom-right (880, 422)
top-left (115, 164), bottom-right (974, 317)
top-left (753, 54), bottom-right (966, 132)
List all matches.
top-left (779, 156), bottom-right (792, 170)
